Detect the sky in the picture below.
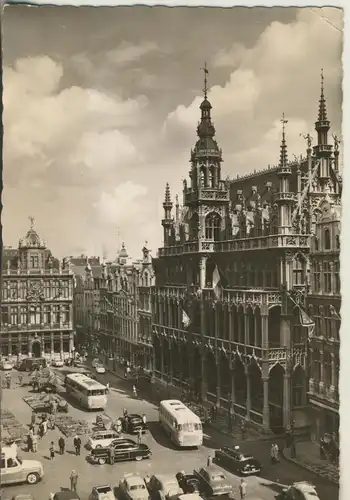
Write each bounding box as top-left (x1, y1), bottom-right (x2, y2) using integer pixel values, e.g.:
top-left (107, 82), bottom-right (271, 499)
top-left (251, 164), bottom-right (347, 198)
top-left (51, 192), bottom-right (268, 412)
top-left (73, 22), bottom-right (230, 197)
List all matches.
top-left (2, 5), bottom-right (343, 261)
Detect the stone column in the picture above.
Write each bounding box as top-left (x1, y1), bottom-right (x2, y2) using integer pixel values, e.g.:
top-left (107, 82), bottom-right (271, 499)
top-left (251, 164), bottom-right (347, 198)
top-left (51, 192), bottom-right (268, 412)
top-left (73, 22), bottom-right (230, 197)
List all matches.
top-left (261, 309), bottom-right (269, 349)
top-left (50, 332), bottom-right (54, 356)
top-left (69, 333), bottom-right (74, 355)
top-left (160, 340), bottom-right (165, 381)
top-left (60, 332), bottom-right (64, 359)
top-left (28, 339), bottom-right (33, 358)
top-left (199, 256), bottom-right (207, 289)
top-left (228, 307), bottom-right (233, 342)
top-left (319, 350), bottom-right (324, 394)
top-left (230, 362), bottom-right (236, 405)
top-left (18, 334), bottom-right (22, 355)
top-left (262, 375), bottom-right (270, 429)
top-left (216, 359), bottom-right (221, 407)
top-left (201, 353), bottom-right (207, 402)
top-left (254, 313), bottom-right (259, 346)
top-left (244, 311), bottom-right (249, 348)
top-left (8, 334), bottom-right (12, 356)
top-left (245, 364), bottom-right (251, 419)
top-left (168, 341), bottom-right (173, 385)
top-left (283, 372), bottom-right (291, 428)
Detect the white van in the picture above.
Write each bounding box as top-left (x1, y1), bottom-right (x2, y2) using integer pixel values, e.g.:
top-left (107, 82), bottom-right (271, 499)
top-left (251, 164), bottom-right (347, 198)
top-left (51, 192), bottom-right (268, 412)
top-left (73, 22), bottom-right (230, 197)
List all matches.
top-left (0, 443), bottom-right (44, 485)
top-left (87, 430), bottom-right (120, 450)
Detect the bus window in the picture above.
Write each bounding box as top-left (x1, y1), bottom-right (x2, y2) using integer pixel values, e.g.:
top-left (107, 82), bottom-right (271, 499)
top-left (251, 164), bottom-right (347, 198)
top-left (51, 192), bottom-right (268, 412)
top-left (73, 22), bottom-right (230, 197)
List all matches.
top-left (90, 389), bottom-right (106, 396)
top-left (194, 423), bottom-right (202, 430)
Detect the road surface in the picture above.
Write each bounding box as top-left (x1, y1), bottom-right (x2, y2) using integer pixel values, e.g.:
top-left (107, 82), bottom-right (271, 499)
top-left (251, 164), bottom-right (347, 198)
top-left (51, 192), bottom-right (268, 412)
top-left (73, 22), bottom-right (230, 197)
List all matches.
top-left (1, 367), bottom-right (339, 500)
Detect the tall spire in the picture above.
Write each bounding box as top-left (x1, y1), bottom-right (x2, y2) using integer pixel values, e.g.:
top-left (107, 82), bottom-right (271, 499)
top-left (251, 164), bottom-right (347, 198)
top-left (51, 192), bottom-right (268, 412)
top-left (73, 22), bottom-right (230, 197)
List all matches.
top-left (279, 113), bottom-right (288, 168)
top-left (202, 62), bottom-right (208, 100)
top-left (164, 182), bottom-right (172, 206)
top-left (318, 68), bottom-right (328, 122)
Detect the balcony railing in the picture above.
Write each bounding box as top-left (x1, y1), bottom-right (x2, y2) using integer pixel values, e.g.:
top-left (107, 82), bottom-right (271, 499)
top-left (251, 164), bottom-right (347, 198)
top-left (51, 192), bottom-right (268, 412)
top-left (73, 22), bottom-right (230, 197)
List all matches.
top-left (184, 188), bottom-right (230, 204)
top-left (159, 234), bottom-right (310, 257)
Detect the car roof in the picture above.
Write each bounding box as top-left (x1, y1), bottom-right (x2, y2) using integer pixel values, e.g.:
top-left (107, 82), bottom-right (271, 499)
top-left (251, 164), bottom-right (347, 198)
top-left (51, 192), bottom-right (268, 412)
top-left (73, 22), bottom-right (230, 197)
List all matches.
top-left (201, 465), bottom-right (222, 474)
top-left (92, 430), bottom-right (118, 436)
top-left (53, 492), bottom-right (81, 500)
top-left (129, 414), bottom-right (142, 418)
top-left (153, 474), bottom-right (178, 483)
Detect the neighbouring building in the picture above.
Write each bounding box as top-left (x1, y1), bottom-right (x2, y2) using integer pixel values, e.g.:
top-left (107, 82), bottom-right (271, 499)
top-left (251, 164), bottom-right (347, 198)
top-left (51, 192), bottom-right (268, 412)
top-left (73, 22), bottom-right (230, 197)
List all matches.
top-left (1, 219), bottom-right (75, 359)
top-left (151, 70), bottom-right (342, 433)
top-left (307, 197), bottom-right (341, 441)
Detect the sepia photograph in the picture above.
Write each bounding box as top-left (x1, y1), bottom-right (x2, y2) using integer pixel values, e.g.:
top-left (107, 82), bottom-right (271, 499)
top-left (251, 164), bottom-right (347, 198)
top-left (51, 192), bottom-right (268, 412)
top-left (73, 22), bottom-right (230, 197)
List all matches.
top-left (0, 5), bottom-right (343, 500)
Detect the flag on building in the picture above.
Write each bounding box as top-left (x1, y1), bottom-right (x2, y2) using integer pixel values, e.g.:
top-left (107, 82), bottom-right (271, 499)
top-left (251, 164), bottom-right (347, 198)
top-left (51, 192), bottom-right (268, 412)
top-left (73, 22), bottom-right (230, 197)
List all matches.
top-left (182, 308), bottom-right (191, 328)
top-left (288, 292), bottom-right (315, 340)
top-left (212, 265), bottom-right (222, 301)
top-left (329, 305), bottom-right (341, 320)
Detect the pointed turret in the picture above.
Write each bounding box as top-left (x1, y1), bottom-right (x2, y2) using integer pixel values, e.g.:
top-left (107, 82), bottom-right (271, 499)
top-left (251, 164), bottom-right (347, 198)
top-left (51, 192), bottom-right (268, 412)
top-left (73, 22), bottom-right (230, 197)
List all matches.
top-left (276, 114), bottom-right (293, 234)
top-left (279, 113), bottom-right (288, 169)
top-left (314, 70), bottom-right (332, 180)
top-left (162, 183), bottom-right (174, 247)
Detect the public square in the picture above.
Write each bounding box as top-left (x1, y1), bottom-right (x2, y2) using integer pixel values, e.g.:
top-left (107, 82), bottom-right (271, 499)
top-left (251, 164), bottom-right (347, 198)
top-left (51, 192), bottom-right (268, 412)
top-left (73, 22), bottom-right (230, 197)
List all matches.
top-left (1, 366), bottom-right (339, 500)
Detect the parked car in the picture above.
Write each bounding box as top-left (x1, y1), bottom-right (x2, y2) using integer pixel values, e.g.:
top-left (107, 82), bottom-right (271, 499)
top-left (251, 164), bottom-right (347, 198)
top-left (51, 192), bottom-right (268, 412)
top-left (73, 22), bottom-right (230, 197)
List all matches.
top-left (120, 414), bottom-right (148, 434)
top-left (281, 482), bottom-right (320, 500)
top-left (95, 364), bottom-right (106, 374)
top-left (52, 492), bottom-right (81, 500)
top-left (87, 430), bottom-right (121, 450)
top-left (119, 473), bottom-right (150, 500)
top-left (176, 472), bottom-right (201, 495)
top-left (214, 447), bottom-right (262, 476)
top-left (193, 467), bottom-right (231, 497)
top-left (89, 485), bottom-right (116, 500)
top-left (90, 438), bottom-right (151, 465)
top-left (16, 358), bottom-right (47, 372)
top-left (51, 359), bottom-right (64, 368)
top-left (9, 495), bottom-right (35, 500)
top-left (146, 474), bottom-right (183, 500)
top-left (0, 359), bottom-right (14, 371)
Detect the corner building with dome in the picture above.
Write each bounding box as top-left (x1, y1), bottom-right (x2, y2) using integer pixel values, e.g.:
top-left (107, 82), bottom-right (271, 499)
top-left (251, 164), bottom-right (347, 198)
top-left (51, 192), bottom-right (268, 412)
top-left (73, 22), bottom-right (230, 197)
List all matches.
top-left (1, 220), bottom-right (75, 360)
top-left (151, 71), bottom-right (341, 436)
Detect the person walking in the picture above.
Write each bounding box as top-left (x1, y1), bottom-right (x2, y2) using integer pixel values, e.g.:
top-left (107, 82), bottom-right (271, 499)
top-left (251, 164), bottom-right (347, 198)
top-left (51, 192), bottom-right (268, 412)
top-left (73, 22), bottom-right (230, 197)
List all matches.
top-left (132, 385), bottom-right (137, 397)
top-left (42, 417), bottom-right (48, 436)
top-left (70, 470), bottom-right (78, 492)
top-left (123, 408), bottom-right (128, 418)
top-left (239, 479), bottom-right (247, 500)
top-left (51, 400), bottom-right (58, 415)
top-left (106, 382), bottom-right (110, 393)
top-left (270, 444), bottom-right (276, 464)
top-left (48, 413), bottom-right (55, 430)
top-left (49, 441), bottom-right (55, 460)
top-left (109, 444), bottom-right (115, 465)
top-left (27, 433), bottom-right (34, 453)
top-left (32, 433), bottom-right (38, 453)
top-left (240, 421), bottom-right (246, 440)
top-left (73, 435), bottom-right (81, 456)
top-left (18, 373), bottom-right (23, 386)
top-left (142, 413), bottom-right (147, 425)
top-left (274, 443), bottom-right (280, 462)
top-left (58, 436), bottom-right (65, 455)
top-left (137, 428), bottom-right (143, 445)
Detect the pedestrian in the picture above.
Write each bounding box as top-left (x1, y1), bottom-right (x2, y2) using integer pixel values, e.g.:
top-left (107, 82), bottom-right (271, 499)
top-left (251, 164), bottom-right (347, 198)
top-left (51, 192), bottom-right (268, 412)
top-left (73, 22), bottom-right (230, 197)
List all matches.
top-left (270, 444), bottom-right (276, 464)
top-left (239, 479), bottom-right (247, 500)
top-left (137, 428), bottom-right (142, 445)
top-left (70, 469), bottom-right (78, 492)
top-left (18, 373), bottom-right (23, 386)
top-left (58, 436), bottom-right (65, 455)
top-left (51, 400), bottom-right (58, 415)
top-left (6, 376), bottom-right (11, 389)
top-left (142, 413), bottom-right (147, 425)
top-left (48, 413), bottom-right (55, 430)
top-left (49, 441), bottom-right (55, 460)
top-left (240, 421), bottom-right (246, 440)
top-left (274, 444), bottom-right (280, 462)
top-left (123, 408), bottom-right (128, 418)
top-left (73, 435), bottom-right (81, 456)
top-left (42, 417), bottom-right (48, 436)
top-left (27, 434), bottom-right (34, 453)
top-left (207, 454), bottom-right (213, 466)
top-left (106, 382), bottom-right (110, 393)
top-left (109, 444), bottom-right (115, 465)
top-left (32, 433), bottom-right (38, 453)
top-left (132, 385), bottom-right (137, 397)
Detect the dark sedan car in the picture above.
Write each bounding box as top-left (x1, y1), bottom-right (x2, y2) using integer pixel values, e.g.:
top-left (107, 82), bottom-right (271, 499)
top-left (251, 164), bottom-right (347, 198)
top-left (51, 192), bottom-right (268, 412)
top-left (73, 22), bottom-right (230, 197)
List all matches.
top-left (176, 472), bottom-right (202, 495)
top-left (214, 447), bottom-right (262, 476)
top-left (90, 438), bottom-right (151, 465)
top-left (122, 414), bottom-right (148, 434)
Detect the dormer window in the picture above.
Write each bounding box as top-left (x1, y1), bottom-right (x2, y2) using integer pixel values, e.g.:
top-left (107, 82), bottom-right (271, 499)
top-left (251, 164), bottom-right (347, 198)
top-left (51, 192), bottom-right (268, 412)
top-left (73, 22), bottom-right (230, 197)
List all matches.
top-left (30, 256), bottom-right (39, 268)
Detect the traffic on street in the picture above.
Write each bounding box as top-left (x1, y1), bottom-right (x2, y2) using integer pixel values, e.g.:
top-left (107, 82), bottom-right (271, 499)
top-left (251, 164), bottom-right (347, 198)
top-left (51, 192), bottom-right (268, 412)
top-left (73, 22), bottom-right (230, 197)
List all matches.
top-left (0, 361), bottom-right (339, 500)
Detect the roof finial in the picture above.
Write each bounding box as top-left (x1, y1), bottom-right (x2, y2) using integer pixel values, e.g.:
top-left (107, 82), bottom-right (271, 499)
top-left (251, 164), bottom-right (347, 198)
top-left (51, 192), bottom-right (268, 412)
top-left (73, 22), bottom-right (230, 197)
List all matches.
top-left (29, 216), bottom-right (35, 230)
top-left (318, 68), bottom-right (328, 122)
top-left (279, 113), bottom-right (288, 167)
top-left (164, 182), bottom-right (172, 205)
top-left (201, 62), bottom-right (209, 100)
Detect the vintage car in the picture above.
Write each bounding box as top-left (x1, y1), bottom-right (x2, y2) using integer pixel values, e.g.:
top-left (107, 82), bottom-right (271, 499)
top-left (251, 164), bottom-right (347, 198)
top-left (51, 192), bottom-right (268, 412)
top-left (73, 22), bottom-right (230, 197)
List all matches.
top-left (281, 482), bottom-right (321, 500)
top-left (193, 466), bottom-right (232, 497)
top-left (95, 364), bottom-right (106, 374)
top-left (121, 414), bottom-right (148, 434)
top-left (119, 473), bottom-right (150, 500)
top-left (0, 359), bottom-right (14, 371)
top-left (90, 438), bottom-right (151, 465)
top-left (88, 485), bottom-right (116, 500)
top-left (214, 447), bottom-right (262, 476)
top-left (51, 359), bottom-right (64, 368)
top-left (52, 492), bottom-right (81, 500)
top-left (175, 472), bottom-right (201, 495)
top-left (87, 430), bottom-right (121, 450)
top-left (0, 444), bottom-right (44, 486)
top-left (146, 474), bottom-right (184, 500)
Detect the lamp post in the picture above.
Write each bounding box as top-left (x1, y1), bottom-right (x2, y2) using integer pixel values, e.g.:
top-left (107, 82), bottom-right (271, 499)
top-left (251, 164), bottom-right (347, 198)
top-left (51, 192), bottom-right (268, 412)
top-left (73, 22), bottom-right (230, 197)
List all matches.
top-left (228, 393), bottom-right (232, 432)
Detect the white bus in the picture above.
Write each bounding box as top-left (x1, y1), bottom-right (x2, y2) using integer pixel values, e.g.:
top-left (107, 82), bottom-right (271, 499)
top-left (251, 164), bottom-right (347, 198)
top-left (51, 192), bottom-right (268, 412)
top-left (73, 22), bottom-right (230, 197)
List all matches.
top-left (159, 399), bottom-right (203, 447)
top-left (65, 373), bottom-right (108, 410)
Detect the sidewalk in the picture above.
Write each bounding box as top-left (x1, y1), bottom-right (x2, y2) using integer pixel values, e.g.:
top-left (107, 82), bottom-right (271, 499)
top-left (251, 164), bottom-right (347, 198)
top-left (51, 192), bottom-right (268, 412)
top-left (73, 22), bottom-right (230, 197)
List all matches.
top-left (282, 441), bottom-right (339, 485)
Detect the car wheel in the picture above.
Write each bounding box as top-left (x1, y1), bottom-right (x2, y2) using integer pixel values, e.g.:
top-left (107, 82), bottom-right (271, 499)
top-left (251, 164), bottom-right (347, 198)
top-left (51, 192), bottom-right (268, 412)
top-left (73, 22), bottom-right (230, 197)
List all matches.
top-left (135, 456), bottom-right (143, 461)
top-left (98, 457), bottom-right (106, 465)
top-left (27, 472), bottom-right (40, 484)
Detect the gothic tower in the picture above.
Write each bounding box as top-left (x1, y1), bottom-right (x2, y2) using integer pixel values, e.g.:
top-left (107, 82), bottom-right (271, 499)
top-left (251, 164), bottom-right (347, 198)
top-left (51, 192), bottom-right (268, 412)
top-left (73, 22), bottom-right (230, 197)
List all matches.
top-left (275, 114), bottom-right (293, 234)
top-left (162, 183), bottom-right (173, 247)
top-left (313, 69), bottom-right (332, 183)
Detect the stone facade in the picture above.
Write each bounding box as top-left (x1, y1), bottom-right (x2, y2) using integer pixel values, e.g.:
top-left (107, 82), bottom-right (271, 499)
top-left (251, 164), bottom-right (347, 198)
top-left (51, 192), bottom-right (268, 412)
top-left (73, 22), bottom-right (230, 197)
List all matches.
top-left (1, 220), bottom-right (74, 359)
top-left (151, 72), bottom-right (342, 433)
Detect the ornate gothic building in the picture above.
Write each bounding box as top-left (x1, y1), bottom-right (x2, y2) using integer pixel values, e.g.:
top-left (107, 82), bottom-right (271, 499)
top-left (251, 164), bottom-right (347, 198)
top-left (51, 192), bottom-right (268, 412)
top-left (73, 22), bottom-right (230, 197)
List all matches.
top-left (152, 71), bottom-right (342, 433)
top-left (1, 219), bottom-right (75, 359)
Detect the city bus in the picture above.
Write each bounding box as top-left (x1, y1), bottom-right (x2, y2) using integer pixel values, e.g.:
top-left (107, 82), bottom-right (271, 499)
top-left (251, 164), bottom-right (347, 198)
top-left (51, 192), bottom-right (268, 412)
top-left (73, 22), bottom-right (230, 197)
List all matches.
top-left (65, 373), bottom-right (108, 410)
top-left (159, 399), bottom-right (203, 447)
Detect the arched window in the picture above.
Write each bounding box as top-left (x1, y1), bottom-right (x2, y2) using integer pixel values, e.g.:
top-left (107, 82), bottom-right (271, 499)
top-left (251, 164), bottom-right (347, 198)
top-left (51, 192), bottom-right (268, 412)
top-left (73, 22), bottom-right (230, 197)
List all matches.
top-left (208, 169), bottom-right (213, 189)
top-left (200, 167), bottom-right (206, 187)
top-left (293, 254), bottom-right (305, 286)
top-left (205, 212), bottom-right (221, 241)
top-left (144, 273), bottom-right (149, 287)
top-left (209, 166), bottom-right (216, 188)
top-left (189, 213), bottom-right (199, 241)
top-left (324, 228), bottom-right (331, 250)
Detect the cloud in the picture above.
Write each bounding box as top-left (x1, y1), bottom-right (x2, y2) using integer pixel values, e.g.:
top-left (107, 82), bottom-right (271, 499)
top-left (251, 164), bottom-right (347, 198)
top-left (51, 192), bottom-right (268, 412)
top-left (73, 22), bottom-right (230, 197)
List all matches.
top-left (3, 56), bottom-right (148, 187)
top-left (106, 41), bottom-right (159, 66)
